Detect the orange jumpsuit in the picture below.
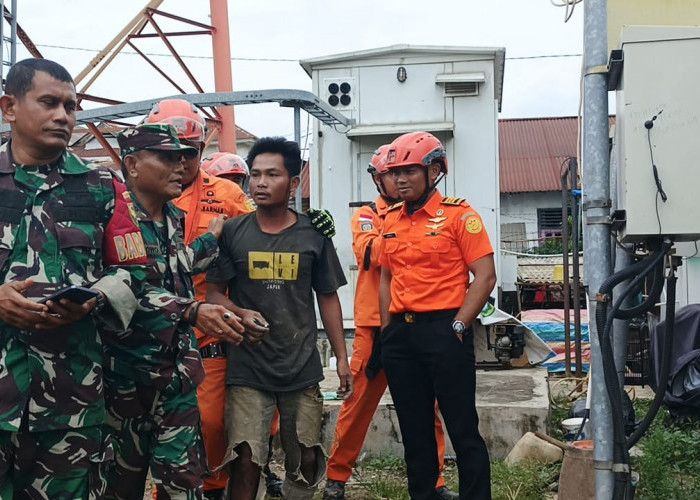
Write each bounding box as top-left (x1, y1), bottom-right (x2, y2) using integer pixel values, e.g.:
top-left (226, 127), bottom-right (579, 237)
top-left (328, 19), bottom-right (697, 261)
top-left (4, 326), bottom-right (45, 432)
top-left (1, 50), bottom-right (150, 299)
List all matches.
top-left (326, 196), bottom-right (448, 487)
top-left (173, 170), bottom-right (254, 492)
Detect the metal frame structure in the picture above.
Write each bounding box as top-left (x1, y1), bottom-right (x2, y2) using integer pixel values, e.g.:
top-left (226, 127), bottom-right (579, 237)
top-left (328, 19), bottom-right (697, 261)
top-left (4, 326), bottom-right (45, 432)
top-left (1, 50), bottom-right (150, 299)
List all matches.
top-left (3, 2), bottom-right (354, 212)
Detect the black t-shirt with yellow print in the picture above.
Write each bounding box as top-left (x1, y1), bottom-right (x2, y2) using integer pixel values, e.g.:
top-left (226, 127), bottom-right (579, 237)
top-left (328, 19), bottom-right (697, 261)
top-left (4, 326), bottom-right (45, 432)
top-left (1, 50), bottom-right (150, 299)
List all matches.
top-left (206, 211), bottom-right (347, 392)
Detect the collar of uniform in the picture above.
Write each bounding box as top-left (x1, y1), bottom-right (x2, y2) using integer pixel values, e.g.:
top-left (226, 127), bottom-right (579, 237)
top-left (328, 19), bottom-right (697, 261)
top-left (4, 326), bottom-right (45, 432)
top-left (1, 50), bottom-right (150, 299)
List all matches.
top-left (131, 192), bottom-right (184, 228)
top-left (59, 150), bottom-right (91, 175)
top-left (0, 142), bottom-right (88, 175)
top-left (401, 189), bottom-right (443, 217)
top-left (375, 195), bottom-right (390, 215)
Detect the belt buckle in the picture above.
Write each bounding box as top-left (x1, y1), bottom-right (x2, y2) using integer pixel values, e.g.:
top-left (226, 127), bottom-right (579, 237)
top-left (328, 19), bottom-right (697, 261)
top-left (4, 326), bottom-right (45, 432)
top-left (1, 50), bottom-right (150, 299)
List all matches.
top-left (404, 312), bottom-right (415, 323)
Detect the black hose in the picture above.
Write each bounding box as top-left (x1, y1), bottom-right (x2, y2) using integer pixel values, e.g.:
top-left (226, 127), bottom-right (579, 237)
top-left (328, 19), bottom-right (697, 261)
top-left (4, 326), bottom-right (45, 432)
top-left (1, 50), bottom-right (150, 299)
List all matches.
top-left (596, 242), bottom-right (672, 499)
top-left (615, 256), bottom-right (665, 319)
top-left (628, 271), bottom-right (677, 449)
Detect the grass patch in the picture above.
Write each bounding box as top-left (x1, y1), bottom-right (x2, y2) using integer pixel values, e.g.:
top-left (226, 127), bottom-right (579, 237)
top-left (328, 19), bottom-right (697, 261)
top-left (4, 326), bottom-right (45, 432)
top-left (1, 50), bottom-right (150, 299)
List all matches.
top-left (633, 401), bottom-right (700, 499)
top-left (352, 455), bottom-right (558, 500)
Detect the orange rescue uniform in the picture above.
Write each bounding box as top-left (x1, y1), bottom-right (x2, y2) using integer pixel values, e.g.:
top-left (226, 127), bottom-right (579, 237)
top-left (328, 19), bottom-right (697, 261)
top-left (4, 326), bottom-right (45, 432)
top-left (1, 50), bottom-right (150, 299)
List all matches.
top-left (173, 170), bottom-right (253, 492)
top-left (379, 190), bottom-right (494, 499)
top-left (326, 196), bottom-right (448, 487)
top-left (379, 193), bottom-right (493, 312)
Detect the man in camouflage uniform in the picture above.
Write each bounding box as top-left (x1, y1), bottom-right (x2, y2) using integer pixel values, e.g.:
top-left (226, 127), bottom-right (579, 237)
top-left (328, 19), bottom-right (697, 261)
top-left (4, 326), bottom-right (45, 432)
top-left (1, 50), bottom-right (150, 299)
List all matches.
top-left (0, 58), bottom-right (147, 499)
top-left (103, 123), bottom-right (245, 500)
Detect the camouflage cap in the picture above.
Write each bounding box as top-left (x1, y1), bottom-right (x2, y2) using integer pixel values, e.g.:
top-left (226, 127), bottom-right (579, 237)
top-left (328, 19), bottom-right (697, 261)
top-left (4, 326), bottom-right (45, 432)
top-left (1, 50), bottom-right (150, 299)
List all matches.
top-left (117, 123), bottom-right (198, 159)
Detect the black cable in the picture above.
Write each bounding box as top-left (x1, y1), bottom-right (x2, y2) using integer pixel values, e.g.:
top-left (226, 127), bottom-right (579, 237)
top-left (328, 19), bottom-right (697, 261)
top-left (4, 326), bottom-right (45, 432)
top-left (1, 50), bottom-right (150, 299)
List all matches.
top-left (627, 264), bottom-right (677, 449)
top-left (645, 112), bottom-right (667, 236)
top-left (596, 242), bottom-right (672, 499)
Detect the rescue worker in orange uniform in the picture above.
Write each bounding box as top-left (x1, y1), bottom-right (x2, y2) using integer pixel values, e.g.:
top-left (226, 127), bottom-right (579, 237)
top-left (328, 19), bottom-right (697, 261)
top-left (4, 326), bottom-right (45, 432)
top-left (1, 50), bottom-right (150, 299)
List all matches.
top-left (379, 132), bottom-right (496, 500)
top-left (202, 152), bottom-right (250, 191)
top-left (147, 99), bottom-right (254, 500)
top-left (323, 146), bottom-right (458, 500)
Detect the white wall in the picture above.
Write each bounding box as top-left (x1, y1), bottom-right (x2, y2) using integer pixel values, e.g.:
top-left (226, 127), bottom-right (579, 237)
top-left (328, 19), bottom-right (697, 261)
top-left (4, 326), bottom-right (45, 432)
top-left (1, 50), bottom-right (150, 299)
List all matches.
top-left (309, 49), bottom-right (502, 322)
top-left (500, 191), bottom-right (562, 241)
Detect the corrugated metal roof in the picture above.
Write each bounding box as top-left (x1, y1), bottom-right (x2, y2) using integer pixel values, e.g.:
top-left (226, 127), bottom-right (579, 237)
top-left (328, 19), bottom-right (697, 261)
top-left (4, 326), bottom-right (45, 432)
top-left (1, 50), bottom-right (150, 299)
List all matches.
top-left (499, 116), bottom-right (615, 193)
top-left (499, 116), bottom-right (579, 193)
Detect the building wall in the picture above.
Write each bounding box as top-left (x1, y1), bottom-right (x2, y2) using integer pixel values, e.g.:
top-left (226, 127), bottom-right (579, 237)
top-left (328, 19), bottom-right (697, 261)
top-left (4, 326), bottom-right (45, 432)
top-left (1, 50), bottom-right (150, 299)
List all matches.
top-left (309, 49), bottom-right (502, 322)
top-left (500, 191), bottom-right (562, 244)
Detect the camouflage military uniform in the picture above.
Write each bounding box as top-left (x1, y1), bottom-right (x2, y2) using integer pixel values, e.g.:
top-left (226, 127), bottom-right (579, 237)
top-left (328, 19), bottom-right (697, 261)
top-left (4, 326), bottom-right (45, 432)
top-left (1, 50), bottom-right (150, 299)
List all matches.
top-left (0, 144), bottom-right (146, 499)
top-left (103, 193), bottom-right (217, 500)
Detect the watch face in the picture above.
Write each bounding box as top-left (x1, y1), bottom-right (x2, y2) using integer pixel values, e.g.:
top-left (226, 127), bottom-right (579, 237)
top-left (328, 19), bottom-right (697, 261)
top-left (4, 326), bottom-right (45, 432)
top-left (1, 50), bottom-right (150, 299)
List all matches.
top-left (452, 321), bottom-right (465, 334)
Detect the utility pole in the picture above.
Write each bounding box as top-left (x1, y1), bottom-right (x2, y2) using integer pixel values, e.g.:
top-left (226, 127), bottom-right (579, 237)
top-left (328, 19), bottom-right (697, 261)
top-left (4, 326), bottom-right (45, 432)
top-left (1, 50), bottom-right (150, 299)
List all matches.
top-left (210, 0), bottom-right (237, 153)
top-left (582, 0), bottom-right (615, 497)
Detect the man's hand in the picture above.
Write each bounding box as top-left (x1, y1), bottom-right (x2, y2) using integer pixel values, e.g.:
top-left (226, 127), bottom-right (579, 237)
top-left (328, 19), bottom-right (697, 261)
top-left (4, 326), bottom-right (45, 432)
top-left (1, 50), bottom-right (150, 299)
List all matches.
top-left (307, 208), bottom-right (335, 239)
top-left (194, 303), bottom-right (245, 345)
top-left (34, 297), bottom-right (97, 330)
top-left (336, 357), bottom-right (354, 400)
top-left (237, 308), bottom-right (270, 344)
top-left (0, 279), bottom-right (49, 329)
top-left (206, 214), bottom-right (227, 239)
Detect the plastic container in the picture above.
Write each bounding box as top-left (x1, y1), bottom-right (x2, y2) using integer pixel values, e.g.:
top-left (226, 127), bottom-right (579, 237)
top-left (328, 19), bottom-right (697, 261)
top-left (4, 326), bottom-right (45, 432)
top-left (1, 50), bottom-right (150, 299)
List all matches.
top-left (561, 417), bottom-right (590, 441)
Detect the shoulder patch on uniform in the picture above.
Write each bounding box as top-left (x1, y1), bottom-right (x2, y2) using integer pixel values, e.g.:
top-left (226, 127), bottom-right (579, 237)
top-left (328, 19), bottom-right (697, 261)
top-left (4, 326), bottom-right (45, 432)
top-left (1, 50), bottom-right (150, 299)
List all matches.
top-left (465, 215), bottom-right (483, 234)
top-left (441, 197), bottom-right (465, 206)
top-left (387, 201), bottom-right (404, 212)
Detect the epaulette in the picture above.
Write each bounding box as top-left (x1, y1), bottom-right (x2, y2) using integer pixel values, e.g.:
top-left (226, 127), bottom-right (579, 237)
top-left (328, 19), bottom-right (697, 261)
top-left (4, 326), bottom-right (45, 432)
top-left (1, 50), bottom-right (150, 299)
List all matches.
top-left (387, 201), bottom-right (404, 212)
top-left (441, 197), bottom-right (465, 206)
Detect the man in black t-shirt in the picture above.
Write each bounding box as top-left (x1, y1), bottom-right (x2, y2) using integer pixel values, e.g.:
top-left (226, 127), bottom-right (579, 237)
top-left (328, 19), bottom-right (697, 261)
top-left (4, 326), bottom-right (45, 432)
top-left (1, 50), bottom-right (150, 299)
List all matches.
top-left (207, 137), bottom-right (353, 500)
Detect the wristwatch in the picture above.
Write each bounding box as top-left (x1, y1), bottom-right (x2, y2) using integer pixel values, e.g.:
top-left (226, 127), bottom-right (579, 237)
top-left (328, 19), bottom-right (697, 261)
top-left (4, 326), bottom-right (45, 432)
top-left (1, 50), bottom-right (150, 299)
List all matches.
top-left (452, 320), bottom-right (466, 334)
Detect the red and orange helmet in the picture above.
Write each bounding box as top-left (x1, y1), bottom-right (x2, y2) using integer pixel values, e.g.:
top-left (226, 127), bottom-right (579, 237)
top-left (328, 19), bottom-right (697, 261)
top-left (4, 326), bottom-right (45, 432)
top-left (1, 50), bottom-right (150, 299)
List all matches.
top-left (147, 99), bottom-right (206, 142)
top-left (367, 144), bottom-right (391, 175)
top-left (201, 152), bottom-right (249, 179)
top-left (385, 132), bottom-right (448, 174)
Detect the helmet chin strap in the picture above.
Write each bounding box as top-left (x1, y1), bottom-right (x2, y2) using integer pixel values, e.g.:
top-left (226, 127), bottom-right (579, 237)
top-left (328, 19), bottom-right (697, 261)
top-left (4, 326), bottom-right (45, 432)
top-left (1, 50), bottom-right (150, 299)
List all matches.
top-left (406, 168), bottom-right (444, 215)
top-left (377, 177), bottom-right (401, 205)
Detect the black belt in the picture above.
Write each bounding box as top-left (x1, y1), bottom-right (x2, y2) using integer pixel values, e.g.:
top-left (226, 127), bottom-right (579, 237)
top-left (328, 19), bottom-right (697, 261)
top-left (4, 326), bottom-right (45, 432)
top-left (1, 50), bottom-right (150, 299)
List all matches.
top-left (391, 309), bottom-right (460, 324)
top-left (199, 342), bottom-right (228, 358)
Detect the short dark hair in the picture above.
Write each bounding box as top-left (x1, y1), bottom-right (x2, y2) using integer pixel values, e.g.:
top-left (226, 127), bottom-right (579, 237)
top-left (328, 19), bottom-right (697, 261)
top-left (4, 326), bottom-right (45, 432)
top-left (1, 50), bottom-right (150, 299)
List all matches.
top-left (246, 137), bottom-right (302, 177)
top-left (4, 59), bottom-right (74, 99)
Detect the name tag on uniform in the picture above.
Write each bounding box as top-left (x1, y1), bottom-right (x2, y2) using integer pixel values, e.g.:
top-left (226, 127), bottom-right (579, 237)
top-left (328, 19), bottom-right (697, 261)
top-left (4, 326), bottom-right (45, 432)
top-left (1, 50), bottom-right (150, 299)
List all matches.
top-left (383, 232), bottom-right (397, 239)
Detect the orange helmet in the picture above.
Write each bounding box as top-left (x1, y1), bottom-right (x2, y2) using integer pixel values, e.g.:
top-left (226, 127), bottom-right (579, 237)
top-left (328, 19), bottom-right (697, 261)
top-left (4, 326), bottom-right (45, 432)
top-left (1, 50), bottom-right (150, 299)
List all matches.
top-left (147, 99), bottom-right (206, 142)
top-left (367, 144), bottom-right (391, 175)
top-left (385, 132), bottom-right (448, 174)
top-left (201, 152), bottom-right (249, 179)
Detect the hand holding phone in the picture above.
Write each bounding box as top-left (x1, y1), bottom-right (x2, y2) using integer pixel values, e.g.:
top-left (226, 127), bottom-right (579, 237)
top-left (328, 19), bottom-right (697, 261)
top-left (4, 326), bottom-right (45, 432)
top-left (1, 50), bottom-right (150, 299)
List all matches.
top-left (39, 286), bottom-right (100, 305)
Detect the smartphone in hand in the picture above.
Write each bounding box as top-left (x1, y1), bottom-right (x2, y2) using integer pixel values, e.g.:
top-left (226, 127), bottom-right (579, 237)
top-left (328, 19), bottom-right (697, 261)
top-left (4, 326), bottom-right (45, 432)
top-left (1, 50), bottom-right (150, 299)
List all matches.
top-left (39, 286), bottom-right (100, 305)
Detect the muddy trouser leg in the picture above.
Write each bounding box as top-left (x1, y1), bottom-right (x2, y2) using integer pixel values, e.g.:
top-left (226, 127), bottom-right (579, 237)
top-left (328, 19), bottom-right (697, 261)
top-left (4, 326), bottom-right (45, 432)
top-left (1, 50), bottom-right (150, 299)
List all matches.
top-left (222, 386), bottom-right (277, 500)
top-left (277, 384), bottom-right (325, 500)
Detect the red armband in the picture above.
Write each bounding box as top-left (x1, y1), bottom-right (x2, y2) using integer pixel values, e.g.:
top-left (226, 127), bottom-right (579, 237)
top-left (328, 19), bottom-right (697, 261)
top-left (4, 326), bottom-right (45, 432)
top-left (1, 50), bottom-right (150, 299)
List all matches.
top-left (103, 178), bottom-right (148, 265)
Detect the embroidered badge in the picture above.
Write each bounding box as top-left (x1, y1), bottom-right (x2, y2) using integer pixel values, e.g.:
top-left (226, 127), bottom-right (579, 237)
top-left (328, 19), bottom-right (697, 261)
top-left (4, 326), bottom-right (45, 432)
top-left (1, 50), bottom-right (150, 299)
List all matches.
top-left (428, 216), bottom-right (448, 223)
top-left (122, 191), bottom-right (140, 226)
top-left (425, 223), bottom-right (444, 231)
top-left (436, 208), bottom-right (445, 216)
top-left (465, 216), bottom-right (483, 234)
top-left (361, 222), bottom-right (373, 231)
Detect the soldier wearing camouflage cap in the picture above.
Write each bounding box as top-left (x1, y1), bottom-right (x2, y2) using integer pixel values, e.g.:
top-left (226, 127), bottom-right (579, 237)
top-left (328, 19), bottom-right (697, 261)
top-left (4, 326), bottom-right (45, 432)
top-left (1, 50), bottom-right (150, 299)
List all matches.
top-left (0, 58), bottom-right (148, 498)
top-left (102, 123), bottom-right (245, 499)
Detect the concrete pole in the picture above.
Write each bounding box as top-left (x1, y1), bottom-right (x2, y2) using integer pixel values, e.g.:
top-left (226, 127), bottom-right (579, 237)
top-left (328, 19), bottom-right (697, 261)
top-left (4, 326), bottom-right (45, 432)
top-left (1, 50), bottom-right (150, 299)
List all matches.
top-left (210, 0), bottom-right (237, 153)
top-left (582, 0), bottom-right (615, 498)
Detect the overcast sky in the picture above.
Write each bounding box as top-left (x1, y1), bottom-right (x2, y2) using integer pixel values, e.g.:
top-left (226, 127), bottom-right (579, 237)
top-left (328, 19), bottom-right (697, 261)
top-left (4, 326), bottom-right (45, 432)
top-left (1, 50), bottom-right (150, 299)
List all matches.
top-left (14, 0), bottom-right (585, 139)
